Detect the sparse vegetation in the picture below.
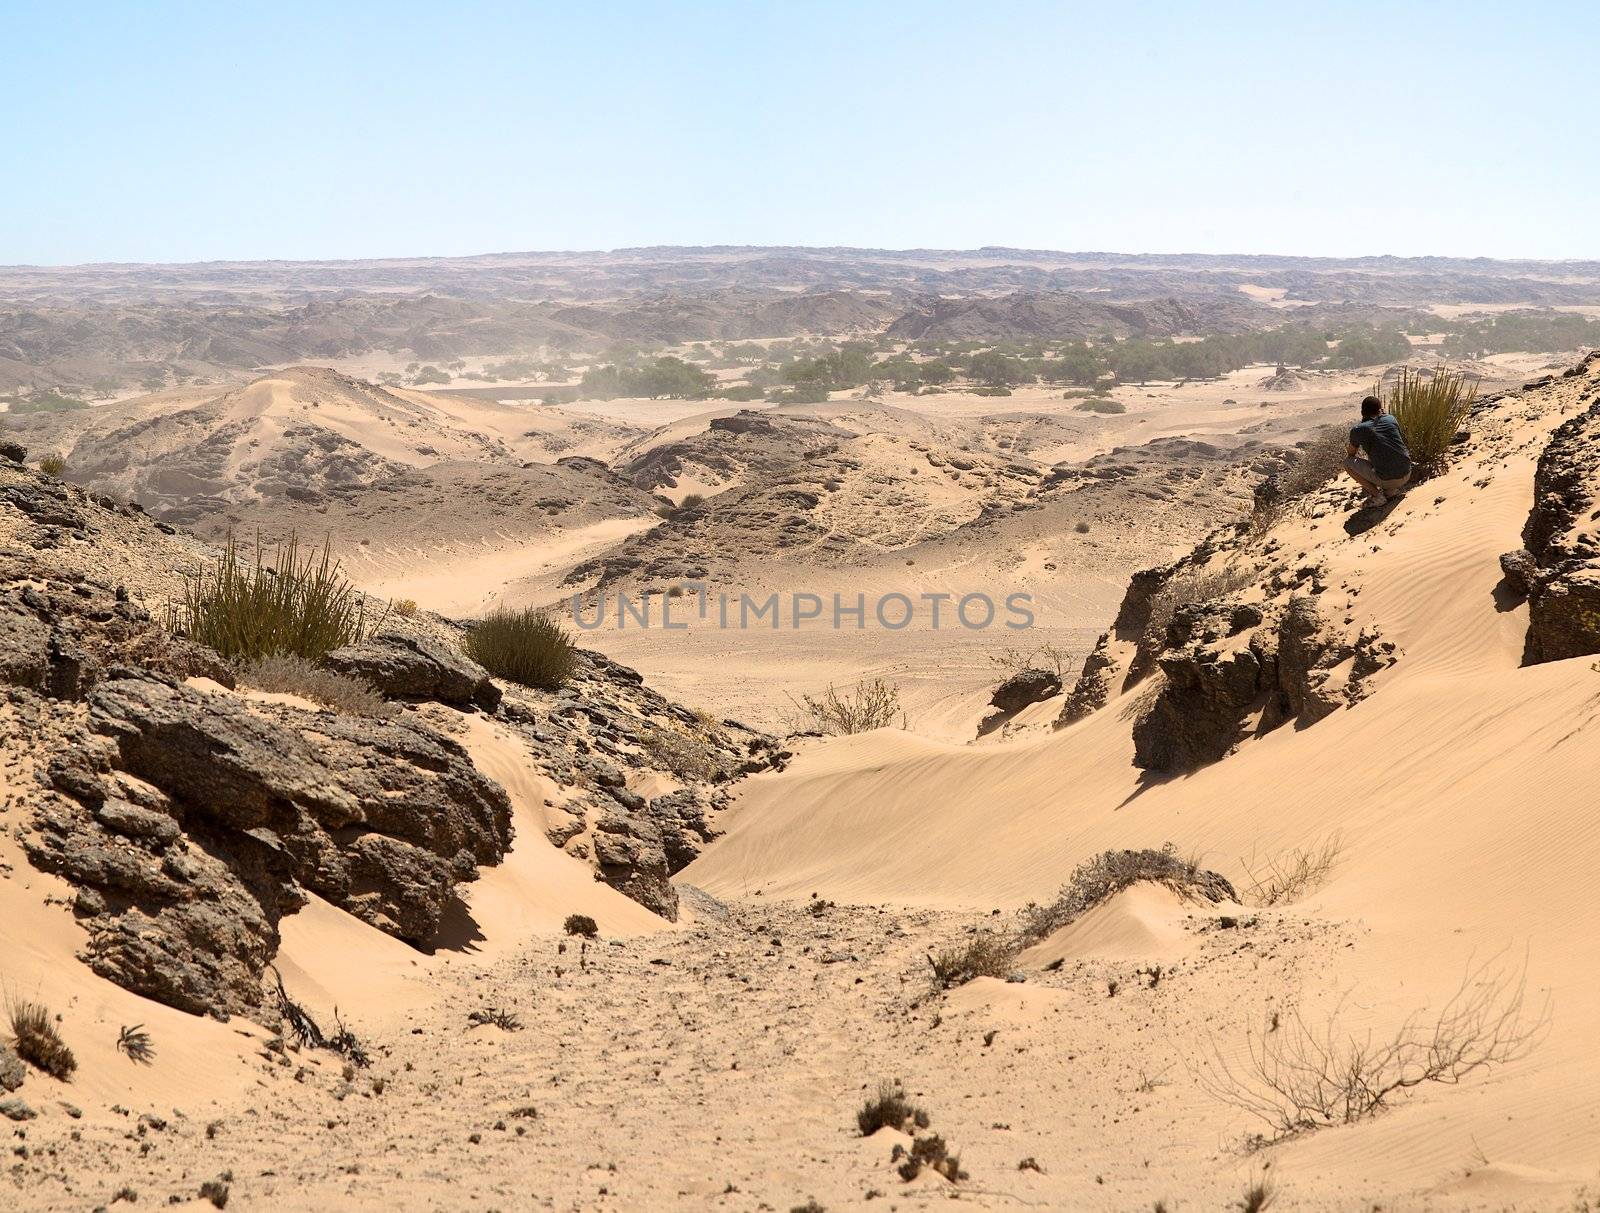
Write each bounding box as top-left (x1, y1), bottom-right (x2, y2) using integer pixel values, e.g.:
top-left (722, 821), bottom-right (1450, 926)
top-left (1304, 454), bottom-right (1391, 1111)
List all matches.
top-left (8, 995), bottom-right (76, 1080)
top-left (564, 914), bottom-right (598, 938)
top-left (894, 1133), bottom-right (966, 1183)
top-left (38, 452), bottom-right (66, 477)
top-left (1017, 843), bottom-right (1233, 947)
top-left (1240, 833), bottom-right (1344, 906)
top-left (1238, 1172), bottom-right (1277, 1212)
top-left (1381, 366), bottom-right (1477, 472)
top-left (1277, 425), bottom-right (1352, 502)
top-left (468, 1008), bottom-right (524, 1032)
top-left (788, 678), bottom-right (906, 735)
top-left (856, 1080), bottom-right (930, 1135)
top-left (928, 932), bottom-right (1019, 988)
top-left (116, 1023), bottom-right (155, 1064)
top-left (391, 597), bottom-right (419, 618)
top-left (1074, 397), bottom-right (1126, 414)
top-left (240, 655), bottom-right (396, 717)
top-left (174, 532), bottom-right (381, 664)
top-left (987, 643), bottom-right (1074, 679)
top-left (462, 606), bottom-right (577, 690)
top-left (639, 722), bottom-right (726, 782)
top-left (1197, 952), bottom-right (1549, 1143)
top-left (1143, 564), bottom-right (1259, 647)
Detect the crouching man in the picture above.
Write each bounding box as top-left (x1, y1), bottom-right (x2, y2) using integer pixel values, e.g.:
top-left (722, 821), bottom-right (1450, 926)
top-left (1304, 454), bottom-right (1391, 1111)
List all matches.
top-left (1344, 394), bottom-right (1411, 506)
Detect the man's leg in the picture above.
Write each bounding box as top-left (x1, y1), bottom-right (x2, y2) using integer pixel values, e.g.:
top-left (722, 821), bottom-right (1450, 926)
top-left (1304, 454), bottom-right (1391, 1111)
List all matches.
top-left (1342, 455), bottom-right (1383, 496)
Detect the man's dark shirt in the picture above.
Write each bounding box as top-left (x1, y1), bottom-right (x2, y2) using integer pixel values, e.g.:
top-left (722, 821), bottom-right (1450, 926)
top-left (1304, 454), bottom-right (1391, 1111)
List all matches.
top-left (1349, 413), bottom-right (1412, 480)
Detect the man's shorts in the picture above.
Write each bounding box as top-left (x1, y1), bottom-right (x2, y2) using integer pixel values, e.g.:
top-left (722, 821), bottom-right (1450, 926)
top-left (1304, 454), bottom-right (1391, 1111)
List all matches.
top-left (1344, 455), bottom-right (1410, 494)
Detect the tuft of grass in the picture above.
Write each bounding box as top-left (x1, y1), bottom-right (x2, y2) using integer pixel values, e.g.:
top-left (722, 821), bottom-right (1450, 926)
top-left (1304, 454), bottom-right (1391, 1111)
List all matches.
top-left (1381, 366), bottom-right (1477, 472)
top-left (788, 678), bottom-right (906, 735)
top-left (8, 996), bottom-right (76, 1080)
top-left (240, 654), bottom-right (396, 717)
top-left (927, 932), bottom-right (1019, 989)
top-left (391, 598), bottom-right (419, 618)
top-left (857, 1080), bottom-right (930, 1136)
top-left (173, 532), bottom-right (381, 664)
top-left (468, 1008), bottom-right (524, 1032)
top-left (1017, 844), bottom-right (1235, 947)
top-left (893, 1133), bottom-right (966, 1183)
top-left (563, 914), bottom-right (598, 938)
top-left (462, 607), bottom-right (576, 690)
top-left (639, 722), bottom-right (727, 782)
top-left (199, 1176), bottom-right (230, 1209)
top-left (116, 1023), bottom-right (155, 1065)
top-left (1238, 1173), bottom-right (1276, 1212)
top-left (37, 453), bottom-right (66, 477)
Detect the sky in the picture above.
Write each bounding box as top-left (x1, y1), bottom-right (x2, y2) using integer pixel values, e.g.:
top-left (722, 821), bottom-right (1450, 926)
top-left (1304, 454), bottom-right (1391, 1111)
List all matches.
top-left (6, 0), bottom-right (1596, 265)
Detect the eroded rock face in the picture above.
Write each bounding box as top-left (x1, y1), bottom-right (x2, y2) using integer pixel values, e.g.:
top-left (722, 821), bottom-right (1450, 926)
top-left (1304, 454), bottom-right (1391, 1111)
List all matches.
top-left (0, 555), bottom-right (234, 698)
top-left (989, 668), bottom-right (1061, 715)
top-left (1132, 594), bottom-right (1395, 772)
top-left (25, 672), bottom-right (513, 1017)
top-left (1522, 387), bottom-right (1600, 664)
top-left (322, 633), bottom-right (500, 712)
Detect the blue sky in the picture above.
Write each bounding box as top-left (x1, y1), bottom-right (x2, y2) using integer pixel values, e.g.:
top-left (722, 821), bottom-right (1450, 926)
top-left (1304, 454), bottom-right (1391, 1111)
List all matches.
top-left (6, 0), bottom-right (1595, 265)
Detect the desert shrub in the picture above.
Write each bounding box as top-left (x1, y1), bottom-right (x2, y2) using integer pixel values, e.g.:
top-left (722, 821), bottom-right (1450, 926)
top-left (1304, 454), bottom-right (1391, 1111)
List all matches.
top-left (1197, 952), bottom-right (1548, 1143)
top-left (564, 914), bottom-right (598, 938)
top-left (714, 383), bottom-right (766, 402)
top-left (8, 996), bottom-right (76, 1080)
top-left (4, 390), bottom-right (87, 414)
top-left (675, 493), bottom-right (705, 514)
top-left (391, 598), bottom-right (419, 618)
top-left (38, 452), bottom-right (66, 477)
top-left (788, 678), bottom-right (905, 735)
top-left (857, 1080), bottom-right (930, 1135)
top-left (1239, 833), bottom-right (1343, 906)
top-left (199, 1176), bottom-right (230, 1209)
top-left (894, 1133), bottom-right (966, 1183)
top-left (462, 607), bottom-right (576, 689)
top-left (639, 722), bottom-right (726, 782)
top-left (1381, 366), bottom-right (1477, 471)
top-left (240, 655), bottom-right (396, 717)
top-left (1074, 520), bottom-right (1091, 534)
top-left (1017, 843), bottom-right (1233, 947)
top-left (1074, 397), bottom-right (1126, 414)
top-left (972, 385), bottom-right (1012, 397)
top-left (411, 365), bottom-right (451, 385)
top-left (116, 1023), bottom-right (155, 1064)
top-left (927, 932), bottom-right (1018, 988)
top-left (175, 533), bottom-right (380, 664)
top-left (987, 643), bottom-right (1073, 679)
top-left (767, 384), bottom-right (830, 404)
top-left (1276, 425), bottom-right (1351, 501)
top-left (1238, 1174), bottom-right (1276, 1212)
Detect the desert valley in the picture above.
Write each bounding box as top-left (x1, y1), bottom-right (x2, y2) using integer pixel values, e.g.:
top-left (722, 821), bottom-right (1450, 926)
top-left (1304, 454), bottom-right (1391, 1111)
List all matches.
top-left (3, 240), bottom-right (1600, 1213)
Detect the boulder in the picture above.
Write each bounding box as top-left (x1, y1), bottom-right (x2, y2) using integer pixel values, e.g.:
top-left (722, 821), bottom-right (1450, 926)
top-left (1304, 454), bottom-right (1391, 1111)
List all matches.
top-left (0, 1044), bottom-right (24, 1093)
top-left (989, 668), bottom-right (1062, 715)
top-left (1498, 549), bottom-right (1537, 599)
top-left (0, 440), bottom-right (27, 463)
top-left (322, 633), bottom-right (500, 711)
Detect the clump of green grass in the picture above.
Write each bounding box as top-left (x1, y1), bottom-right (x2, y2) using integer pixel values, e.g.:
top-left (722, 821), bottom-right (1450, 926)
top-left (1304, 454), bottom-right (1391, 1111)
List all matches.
top-left (38, 453), bottom-right (66, 477)
top-left (240, 655), bottom-right (396, 717)
top-left (927, 932), bottom-right (1019, 989)
top-left (857, 1081), bottom-right (930, 1135)
top-left (462, 607), bottom-right (576, 689)
top-left (173, 532), bottom-right (379, 664)
top-left (8, 996), bottom-right (76, 1080)
top-left (1380, 366), bottom-right (1477, 472)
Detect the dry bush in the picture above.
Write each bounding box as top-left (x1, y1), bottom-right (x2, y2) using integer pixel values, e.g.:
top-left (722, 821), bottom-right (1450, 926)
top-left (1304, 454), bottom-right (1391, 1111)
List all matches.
top-left (894, 1133), bottom-right (966, 1183)
top-left (1144, 564), bottom-right (1258, 645)
top-left (1382, 366), bottom-right (1477, 471)
top-left (788, 678), bottom-right (906, 735)
top-left (391, 597), bottom-right (419, 618)
top-left (462, 606), bottom-right (576, 689)
top-left (468, 1007), bottom-right (524, 1032)
top-left (987, 643), bottom-right (1074, 679)
top-left (1240, 833), bottom-right (1343, 907)
top-left (857, 1080), bottom-right (930, 1135)
top-left (8, 995), bottom-right (76, 1080)
top-left (1278, 425), bottom-right (1352, 502)
top-left (175, 532), bottom-right (381, 664)
top-left (928, 932), bottom-right (1019, 988)
top-left (639, 722), bottom-right (726, 782)
top-left (1017, 843), bottom-right (1234, 947)
top-left (1197, 952), bottom-right (1550, 1143)
top-left (38, 453), bottom-right (66, 477)
top-left (1238, 1172), bottom-right (1277, 1211)
top-left (564, 914), bottom-right (598, 938)
top-left (241, 655), bottom-right (396, 717)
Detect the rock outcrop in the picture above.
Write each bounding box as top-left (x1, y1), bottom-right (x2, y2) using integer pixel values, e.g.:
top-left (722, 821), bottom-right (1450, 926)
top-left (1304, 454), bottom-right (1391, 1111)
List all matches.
top-left (322, 632), bottom-right (501, 711)
top-left (1131, 593), bottom-right (1395, 772)
top-left (1521, 378), bottom-right (1600, 664)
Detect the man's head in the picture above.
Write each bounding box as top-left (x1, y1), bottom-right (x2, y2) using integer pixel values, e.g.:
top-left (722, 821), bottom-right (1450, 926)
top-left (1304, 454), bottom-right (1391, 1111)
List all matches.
top-left (1360, 395), bottom-right (1382, 419)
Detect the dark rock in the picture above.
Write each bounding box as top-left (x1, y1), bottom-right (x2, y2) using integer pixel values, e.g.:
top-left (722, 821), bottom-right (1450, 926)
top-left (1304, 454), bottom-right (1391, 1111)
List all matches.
top-left (0, 1098), bottom-right (36, 1121)
top-left (1498, 549), bottom-right (1537, 598)
top-left (322, 633), bottom-right (500, 711)
top-left (1521, 398), bottom-right (1600, 663)
top-left (0, 440), bottom-right (26, 463)
top-left (989, 668), bottom-right (1062, 715)
top-left (1056, 637), bottom-right (1117, 728)
top-left (591, 813), bottom-right (678, 920)
top-left (0, 1044), bottom-right (24, 1093)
